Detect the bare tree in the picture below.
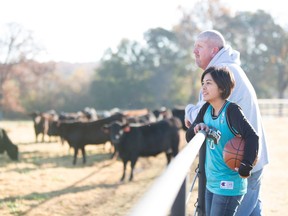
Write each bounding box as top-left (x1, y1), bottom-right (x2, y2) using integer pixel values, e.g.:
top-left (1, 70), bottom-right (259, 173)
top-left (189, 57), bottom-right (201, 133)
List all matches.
top-left (0, 23), bottom-right (53, 116)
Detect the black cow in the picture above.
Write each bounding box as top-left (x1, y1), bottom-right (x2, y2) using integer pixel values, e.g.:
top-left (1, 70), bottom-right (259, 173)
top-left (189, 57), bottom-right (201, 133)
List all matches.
top-left (47, 120), bottom-right (66, 145)
top-left (126, 112), bottom-right (157, 124)
top-left (152, 107), bottom-right (173, 121)
top-left (172, 107), bottom-right (188, 131)
top-left (58, 112), bottom-right (125, 165)
top-left (106, 117), bottom-right (180, 181)
top-left (0, 128), bottom-right (18, 161)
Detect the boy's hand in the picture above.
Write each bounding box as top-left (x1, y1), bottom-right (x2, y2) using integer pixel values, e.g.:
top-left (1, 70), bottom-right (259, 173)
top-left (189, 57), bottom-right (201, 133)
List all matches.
top-left (236, 161), bottom-right (253, 178)
top-left (194, 123), bottom-right (209, 134)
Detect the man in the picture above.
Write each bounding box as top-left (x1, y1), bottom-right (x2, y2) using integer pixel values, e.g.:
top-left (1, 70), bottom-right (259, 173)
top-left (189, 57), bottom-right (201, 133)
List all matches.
top-left (185, 30), bottom-right (269, 215)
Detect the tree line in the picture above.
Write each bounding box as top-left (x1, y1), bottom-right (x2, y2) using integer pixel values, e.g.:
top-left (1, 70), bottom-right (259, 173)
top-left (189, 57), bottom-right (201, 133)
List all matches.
top-left (0, 0), bottom-right (287, 119)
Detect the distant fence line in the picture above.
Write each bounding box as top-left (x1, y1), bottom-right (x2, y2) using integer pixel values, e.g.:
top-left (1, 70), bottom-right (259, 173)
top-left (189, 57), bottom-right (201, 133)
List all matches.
top-left (258, 99), bottom-right (288, 117)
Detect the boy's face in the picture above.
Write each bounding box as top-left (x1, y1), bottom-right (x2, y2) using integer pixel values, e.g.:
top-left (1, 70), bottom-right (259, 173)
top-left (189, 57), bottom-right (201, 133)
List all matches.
top-left (201, 73), bottom-right (222, 103)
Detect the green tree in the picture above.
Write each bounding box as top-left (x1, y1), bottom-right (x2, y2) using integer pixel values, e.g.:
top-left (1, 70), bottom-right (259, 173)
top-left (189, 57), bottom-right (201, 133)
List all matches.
top-left (143, 28), bottom-right (190, 108)
top-left (91, 28), bottom-right (191, 110)
top-left (91, 39), bottom-right (152, 109)
top-left (215, 10), bottom-right (288, 98)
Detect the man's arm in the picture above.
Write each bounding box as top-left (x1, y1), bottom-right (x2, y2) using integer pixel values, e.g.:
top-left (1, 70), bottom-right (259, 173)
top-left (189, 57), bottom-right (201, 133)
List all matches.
top-left (184, 100), bottom-right (205, 127)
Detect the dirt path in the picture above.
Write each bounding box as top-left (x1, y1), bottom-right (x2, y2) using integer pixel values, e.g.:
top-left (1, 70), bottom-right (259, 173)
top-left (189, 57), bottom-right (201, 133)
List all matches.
top-left (0, 118), bottom-right (286, 215)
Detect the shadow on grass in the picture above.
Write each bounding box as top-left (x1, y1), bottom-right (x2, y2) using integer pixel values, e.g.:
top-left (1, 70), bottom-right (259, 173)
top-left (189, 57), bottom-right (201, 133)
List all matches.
top-left (0, 160), bottom-right (120, 216)
top-left (0, 148), bottom-right (118, 173)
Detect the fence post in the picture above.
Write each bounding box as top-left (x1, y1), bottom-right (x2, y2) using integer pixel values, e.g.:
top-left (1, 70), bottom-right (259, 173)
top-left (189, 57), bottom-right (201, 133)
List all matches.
top-left (171, 177), bottom-right (186, 216)
top-left (198, 142), bottom-right (206, 215)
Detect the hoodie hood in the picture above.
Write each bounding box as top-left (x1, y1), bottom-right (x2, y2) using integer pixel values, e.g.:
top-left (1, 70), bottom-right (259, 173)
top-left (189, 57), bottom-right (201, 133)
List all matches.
top-left (206, 45), bottom-right (241, 69)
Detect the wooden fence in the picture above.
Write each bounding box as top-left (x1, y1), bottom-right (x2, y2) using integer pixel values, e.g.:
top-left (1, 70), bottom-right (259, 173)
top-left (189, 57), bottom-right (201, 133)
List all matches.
top-left (258, 99), bottom-right (288, 116)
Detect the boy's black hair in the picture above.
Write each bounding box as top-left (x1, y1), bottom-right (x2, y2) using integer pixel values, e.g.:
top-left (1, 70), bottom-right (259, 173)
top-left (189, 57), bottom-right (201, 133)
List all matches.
top-left (201, 66), bottom-right (235, 99)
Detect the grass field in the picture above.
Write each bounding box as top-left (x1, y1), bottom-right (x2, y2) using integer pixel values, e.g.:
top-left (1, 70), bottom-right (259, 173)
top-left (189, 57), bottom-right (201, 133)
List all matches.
top-left (0, 117), bottom-right (287, 216)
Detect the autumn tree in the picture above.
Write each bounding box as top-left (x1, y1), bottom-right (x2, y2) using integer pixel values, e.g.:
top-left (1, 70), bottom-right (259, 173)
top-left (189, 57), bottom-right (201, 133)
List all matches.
top-left (0, 23), bottom-right (54, 117)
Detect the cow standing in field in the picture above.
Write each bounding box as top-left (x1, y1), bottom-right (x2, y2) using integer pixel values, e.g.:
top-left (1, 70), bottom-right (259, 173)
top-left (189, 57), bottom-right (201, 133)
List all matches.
top-left (58, 112), bottom-right (125, 165)
top-left (47, 110), bottom-right (91, 145)
top-left (29, 110), bottom-right (59, 143)
top-left (105, 117), bottom-right (181, 181)
top-left (0, 128), bottom-right (18, 161)
top-left (29, 111), bottom-right (48, 143)
top-left (31, 108), bottom-right (98, 144)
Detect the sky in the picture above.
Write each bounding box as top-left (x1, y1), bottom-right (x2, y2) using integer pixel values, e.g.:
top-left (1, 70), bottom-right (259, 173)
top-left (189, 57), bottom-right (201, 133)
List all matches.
top-left (0, 0), bottom-right (287, 63)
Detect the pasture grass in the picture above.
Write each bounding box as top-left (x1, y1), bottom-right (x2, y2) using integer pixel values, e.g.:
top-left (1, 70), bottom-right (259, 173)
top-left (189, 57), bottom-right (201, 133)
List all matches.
top-left (0, 118), bottom-right (287, 215)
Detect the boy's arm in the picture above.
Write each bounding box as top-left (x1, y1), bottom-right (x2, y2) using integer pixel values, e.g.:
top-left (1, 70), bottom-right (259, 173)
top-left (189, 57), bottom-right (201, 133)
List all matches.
top-left (227, 103), bottom-right (259, 177)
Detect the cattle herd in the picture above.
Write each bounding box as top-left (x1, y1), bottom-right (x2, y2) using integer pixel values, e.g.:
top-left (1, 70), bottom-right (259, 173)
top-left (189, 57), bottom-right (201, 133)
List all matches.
top-left (2, 106), bottom-right (188, 181)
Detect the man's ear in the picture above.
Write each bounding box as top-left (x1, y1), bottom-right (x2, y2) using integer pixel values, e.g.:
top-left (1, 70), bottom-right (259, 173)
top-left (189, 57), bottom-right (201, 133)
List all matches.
top-left (211, 46), bottom-right (220, 57)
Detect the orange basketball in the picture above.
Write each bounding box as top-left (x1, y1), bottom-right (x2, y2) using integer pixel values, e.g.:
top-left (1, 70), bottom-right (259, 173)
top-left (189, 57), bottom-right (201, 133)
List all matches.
top-left (223, 136), bottom-right (245, 170)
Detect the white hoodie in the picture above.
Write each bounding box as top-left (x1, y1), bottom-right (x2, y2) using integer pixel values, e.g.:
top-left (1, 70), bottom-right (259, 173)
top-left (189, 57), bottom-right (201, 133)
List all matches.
top-left (185, 45), bottom-right (269, 172)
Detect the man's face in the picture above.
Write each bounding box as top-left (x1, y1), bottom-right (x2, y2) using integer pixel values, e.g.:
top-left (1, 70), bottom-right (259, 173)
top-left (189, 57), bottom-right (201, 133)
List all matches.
top-left (193, 38), bottom-right (214, 70)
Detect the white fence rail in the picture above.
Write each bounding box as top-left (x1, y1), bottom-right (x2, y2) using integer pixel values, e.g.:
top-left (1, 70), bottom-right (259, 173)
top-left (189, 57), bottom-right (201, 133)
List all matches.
top-left (128, 131), bottom-right (206, 216)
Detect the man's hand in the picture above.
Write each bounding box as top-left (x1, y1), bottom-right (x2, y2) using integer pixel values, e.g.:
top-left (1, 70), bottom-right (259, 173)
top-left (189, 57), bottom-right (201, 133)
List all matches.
top-left (185, 118), bottom-right (192, 128)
